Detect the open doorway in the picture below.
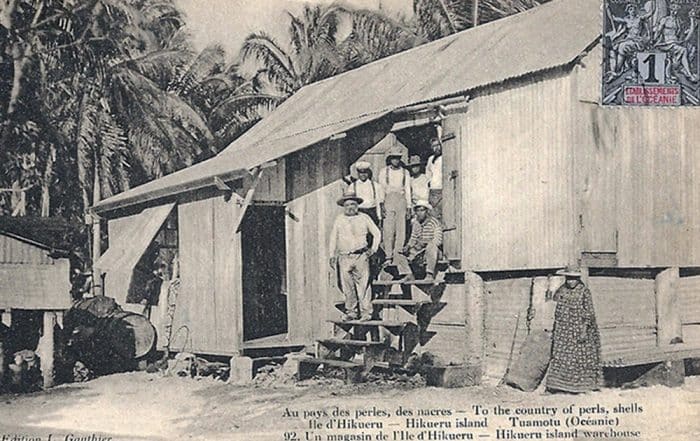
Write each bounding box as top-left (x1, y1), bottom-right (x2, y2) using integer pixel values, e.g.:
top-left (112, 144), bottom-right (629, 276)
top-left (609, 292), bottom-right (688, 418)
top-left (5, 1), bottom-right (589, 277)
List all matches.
top-left (240, 204), bottom-right (288, 341)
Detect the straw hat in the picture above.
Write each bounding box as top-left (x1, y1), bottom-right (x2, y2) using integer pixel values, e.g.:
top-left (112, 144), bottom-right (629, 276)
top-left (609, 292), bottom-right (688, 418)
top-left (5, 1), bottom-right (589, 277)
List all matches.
top-left (413, 200), bottom-right (433, 211)
top-left (337, 190), bottom-right (364, 206)
top-left (556, 266), bottom-right (582, 277)
top-left (407, 155), bottom-right (424, 167)
top-left (355, 161), bottom-right (372, 172)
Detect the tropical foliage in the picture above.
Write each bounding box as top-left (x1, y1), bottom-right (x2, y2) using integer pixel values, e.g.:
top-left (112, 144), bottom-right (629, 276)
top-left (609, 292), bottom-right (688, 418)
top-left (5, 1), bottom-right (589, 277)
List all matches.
top-left (0, 0), bottom-right (550, 222)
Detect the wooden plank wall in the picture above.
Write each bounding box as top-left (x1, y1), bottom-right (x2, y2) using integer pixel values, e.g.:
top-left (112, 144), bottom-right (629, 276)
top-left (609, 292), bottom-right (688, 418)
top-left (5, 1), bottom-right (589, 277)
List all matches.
top-left (482, 278), bottom-right (532, 385)
top-left (285, 122), bottom-right (392, 344)
top-left (171, 195), bottom-right (242, 355)
top-left (677, 276), bottom-right (700, 344)
top-left (0, 234), bottom-right (54, 265)
top-left (0, 260), bottom-right (71, 310)
top-left (587, 277), bottom-right (657, 360)
top-left (573, 46), bottom-right (700, 266)
top-left (461, 74), bottom-right (575, 271)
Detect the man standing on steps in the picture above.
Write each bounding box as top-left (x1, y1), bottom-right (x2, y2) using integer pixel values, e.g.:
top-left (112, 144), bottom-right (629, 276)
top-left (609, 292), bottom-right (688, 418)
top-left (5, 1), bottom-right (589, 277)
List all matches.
top-left (329, 190), bottom-right (381, 321)
top-left (346, 161), bottom-right (383, 226)
top-left (378, 147), bottom-right (411, 264)
top-left (394, 200), bottom-right (443, 283)
top-left (426, 137), bottom-right (443, 221)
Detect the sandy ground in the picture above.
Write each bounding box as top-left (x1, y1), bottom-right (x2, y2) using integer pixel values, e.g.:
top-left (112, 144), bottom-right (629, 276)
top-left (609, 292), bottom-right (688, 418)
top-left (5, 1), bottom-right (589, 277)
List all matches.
top-left (0, 372), bottom-right (699, 441)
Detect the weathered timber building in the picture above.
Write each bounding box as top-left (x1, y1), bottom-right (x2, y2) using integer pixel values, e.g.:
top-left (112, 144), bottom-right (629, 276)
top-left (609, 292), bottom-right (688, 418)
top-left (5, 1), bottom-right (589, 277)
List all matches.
top-left (91, 0), bottom-right (700, 384)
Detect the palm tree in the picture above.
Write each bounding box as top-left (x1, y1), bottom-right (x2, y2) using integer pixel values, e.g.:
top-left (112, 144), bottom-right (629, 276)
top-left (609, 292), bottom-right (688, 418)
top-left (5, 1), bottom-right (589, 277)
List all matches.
top-left (240, 4), bottom-right (347, 97)
top-left (413, 0), bottom-right (551, 40)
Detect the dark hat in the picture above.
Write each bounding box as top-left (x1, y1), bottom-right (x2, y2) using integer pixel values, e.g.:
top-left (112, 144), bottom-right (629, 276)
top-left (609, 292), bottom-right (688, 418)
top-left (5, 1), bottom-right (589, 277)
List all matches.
top-left (386, 146), bottom-right (404, 158)
top-left (407, 155), bottom-right (424, 167)
top-left (337, 190), bottom-right (364, 206)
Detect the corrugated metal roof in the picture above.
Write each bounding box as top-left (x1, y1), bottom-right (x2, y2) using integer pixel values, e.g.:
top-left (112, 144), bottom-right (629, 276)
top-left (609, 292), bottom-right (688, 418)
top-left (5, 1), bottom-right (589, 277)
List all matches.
top-left (94, 0), bottom-right (600, 213)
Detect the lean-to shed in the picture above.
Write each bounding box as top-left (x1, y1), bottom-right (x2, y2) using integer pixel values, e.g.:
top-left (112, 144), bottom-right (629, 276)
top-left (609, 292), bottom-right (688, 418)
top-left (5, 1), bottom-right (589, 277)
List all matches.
top-left (92, 0), bottom-right (700, 383)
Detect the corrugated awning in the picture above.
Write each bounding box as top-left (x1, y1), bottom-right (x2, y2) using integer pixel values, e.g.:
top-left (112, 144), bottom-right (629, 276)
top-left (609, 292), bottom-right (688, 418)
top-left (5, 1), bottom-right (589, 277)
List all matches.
top-left (92, 111), bottom-right (392, 214)
top-left (94, 203), bottom-right (175, 305)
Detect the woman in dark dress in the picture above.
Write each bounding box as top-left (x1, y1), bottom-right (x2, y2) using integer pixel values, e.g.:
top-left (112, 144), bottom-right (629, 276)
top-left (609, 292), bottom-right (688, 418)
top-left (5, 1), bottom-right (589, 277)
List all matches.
top-left (546, 267), bottom-right (603, 393)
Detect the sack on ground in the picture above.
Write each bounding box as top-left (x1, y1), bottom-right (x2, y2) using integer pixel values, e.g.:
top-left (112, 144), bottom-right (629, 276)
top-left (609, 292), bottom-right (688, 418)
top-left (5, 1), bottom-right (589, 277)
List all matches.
top-left (504, 330), bottom-right (552, 392)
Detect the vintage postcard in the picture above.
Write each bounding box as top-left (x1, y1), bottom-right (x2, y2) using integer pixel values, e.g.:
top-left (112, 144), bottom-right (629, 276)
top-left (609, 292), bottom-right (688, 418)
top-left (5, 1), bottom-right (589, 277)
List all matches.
top-left (0, 0), bottom-right (699, 440)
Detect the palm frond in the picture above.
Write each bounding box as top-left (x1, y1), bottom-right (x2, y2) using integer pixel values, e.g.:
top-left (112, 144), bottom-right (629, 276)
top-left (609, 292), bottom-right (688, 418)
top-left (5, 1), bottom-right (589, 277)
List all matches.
top-left (240, 32), bottom-right (298, 95)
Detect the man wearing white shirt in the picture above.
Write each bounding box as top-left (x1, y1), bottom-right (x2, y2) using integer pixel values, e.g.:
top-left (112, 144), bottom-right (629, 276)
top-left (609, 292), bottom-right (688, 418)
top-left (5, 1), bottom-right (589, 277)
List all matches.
top-left (407, 155), bottom-right (429, 207)
top-left (329, 191), bottom-right (381, 321)
top-left (426, 137), bottom-right (443, 220)
top-left (347, 161), bottom-right (383, 226)
top-left (377, 147), bottom-right (411, 262)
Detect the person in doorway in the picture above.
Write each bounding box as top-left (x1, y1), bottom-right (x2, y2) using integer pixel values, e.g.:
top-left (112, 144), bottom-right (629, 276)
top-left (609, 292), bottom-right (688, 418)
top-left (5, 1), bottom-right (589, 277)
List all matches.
top-left (408, 155), bottom-right (429, 209)
top-left (394, 201), bottom-right (443, 283)
top-left (425, 138), bottom-right (443, 220)
top-left (347, 161), bottom-right (384, 226)
top-left (329, 191), bottom-right (381, 321)
top-left (377, 147), bottom-right (411, 263)
top-left (546, 267), bottom-right (603, 394)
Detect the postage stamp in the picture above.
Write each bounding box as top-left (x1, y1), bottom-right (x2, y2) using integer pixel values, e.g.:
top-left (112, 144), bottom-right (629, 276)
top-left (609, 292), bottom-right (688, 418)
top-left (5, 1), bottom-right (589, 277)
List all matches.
top-left (602, 0), bottom-right (700, 106)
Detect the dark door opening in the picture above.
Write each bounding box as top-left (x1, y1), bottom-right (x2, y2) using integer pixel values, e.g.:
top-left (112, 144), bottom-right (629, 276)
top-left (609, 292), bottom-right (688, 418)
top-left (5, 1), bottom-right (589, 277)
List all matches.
top-left (240, 204), bottom-right (288, 341)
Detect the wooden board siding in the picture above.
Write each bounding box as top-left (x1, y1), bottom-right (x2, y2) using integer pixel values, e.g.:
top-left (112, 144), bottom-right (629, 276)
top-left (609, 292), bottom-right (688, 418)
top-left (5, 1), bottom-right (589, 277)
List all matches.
top-left (587, 277), bottom-right (657, 358)
top-left (573, 46), bottom-right (700, 267)
top-left (483, 278), bottom-right (531, 385)
top-left (253, 158), bottom-right (286, 202)
top-left (0, 234), bottom-right (54, 265)
top-left (285, 123), bottom-right (392, 344)
top-left (678, 276), bottom-right (700, 345)
top-left (441, 116), bottom-right (462, 260)
top-left (0, 260), bottom-right (71, 309)
top-left (172, 195), bottom-right (242, 355)
top-left (461, 74), bottom-right (575, 271)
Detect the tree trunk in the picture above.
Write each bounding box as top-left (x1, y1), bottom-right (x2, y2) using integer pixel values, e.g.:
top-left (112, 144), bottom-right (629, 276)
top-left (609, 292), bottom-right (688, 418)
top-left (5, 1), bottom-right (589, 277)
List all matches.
top-left (40, 143), bottom-right (55, 217)
top-left (92, 153), bottom-right (101, 262)
top-left (0, 0), bottom-right (18, 30)
top-left (472, 0), bottom-right (479, 27)
top-left (75, 91), bottom-right (91, 214)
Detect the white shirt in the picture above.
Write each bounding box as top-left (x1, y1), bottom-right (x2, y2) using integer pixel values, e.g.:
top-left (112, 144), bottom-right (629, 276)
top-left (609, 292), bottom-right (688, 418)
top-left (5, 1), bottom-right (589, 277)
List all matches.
top-left (426, 155), bottom-right (443, 190)
top-left (377, 166), bottom-right (412, 206)
top-left (410, 174), bottom-right (430, 205)
top-left (349, 179), bottom-right (384, 209)
top-left (329, 213), bottom-right (381, 255)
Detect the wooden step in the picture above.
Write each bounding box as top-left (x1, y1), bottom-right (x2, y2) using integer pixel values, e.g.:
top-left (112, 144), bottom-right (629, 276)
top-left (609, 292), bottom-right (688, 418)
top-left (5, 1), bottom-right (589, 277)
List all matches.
top-left (318, 338), bottom-right (388, 347)
top-left (328, 319), bottom-right (408, 328)
top-left (372, 299), bottom-right (430, 306)
top-left (373, 278), bottom-right (441, 287)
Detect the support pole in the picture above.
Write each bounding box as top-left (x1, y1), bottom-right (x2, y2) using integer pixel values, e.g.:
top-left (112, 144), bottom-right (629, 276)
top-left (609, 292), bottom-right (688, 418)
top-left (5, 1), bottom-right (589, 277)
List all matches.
top-left (1, 310), bottom-right (11, 327)
top-left (464, 271), bottom-right (485, 382)
top-left (656, 267), bottom-right (681, 346)
top-left (37, 311), bottom-right (56, 389)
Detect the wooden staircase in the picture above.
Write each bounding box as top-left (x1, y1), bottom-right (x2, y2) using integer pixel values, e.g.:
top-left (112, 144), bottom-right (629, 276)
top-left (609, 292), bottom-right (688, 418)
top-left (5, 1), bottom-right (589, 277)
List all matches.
top-left (297, 259), bottom-right (463, 383)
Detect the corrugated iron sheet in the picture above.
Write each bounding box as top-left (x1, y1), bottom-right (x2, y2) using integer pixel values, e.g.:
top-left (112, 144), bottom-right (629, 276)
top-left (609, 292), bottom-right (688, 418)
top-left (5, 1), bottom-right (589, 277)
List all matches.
top-left (94, 0), bottom-right (600, 213)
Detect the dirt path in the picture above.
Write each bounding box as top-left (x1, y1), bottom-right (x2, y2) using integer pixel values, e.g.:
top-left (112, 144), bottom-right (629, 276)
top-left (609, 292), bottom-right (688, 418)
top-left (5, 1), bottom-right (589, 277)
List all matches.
top-left (1, 373), bottom-right (699, 441)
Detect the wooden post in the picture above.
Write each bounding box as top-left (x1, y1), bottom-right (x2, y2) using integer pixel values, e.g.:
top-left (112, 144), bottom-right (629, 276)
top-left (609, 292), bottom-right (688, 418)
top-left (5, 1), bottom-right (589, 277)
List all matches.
top-left (36, 311), bottom-right (56, 388)
top-left (1, 310), bottom-right (11, 327)
top-left (656, 267), bottom-right (681, 346)
top-left (464, 271), bottom-right (485, 381)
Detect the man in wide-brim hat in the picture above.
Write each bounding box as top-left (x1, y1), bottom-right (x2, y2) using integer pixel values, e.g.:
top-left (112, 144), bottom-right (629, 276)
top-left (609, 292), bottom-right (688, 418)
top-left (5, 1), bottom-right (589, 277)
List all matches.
top-left (394, 200), bottom-right (443, 283)
top-left (329, 190), bottom-right (381, 321)
top-left (378, 146), bottom-right (411, 262)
